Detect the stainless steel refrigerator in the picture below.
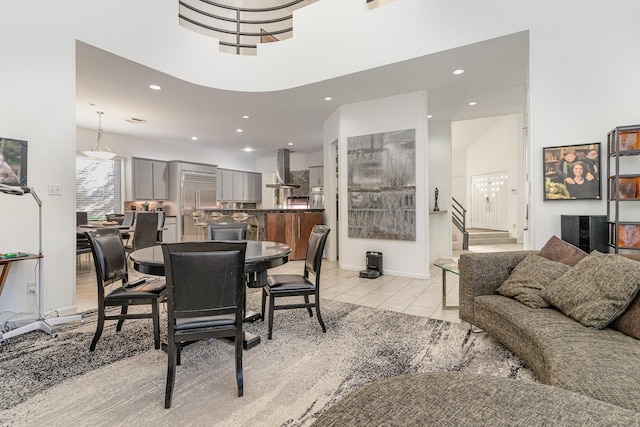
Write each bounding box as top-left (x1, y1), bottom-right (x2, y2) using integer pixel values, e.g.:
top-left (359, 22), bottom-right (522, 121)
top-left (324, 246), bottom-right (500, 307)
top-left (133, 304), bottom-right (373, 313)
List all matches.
top-left (180, 171), bottom-right (217, 241)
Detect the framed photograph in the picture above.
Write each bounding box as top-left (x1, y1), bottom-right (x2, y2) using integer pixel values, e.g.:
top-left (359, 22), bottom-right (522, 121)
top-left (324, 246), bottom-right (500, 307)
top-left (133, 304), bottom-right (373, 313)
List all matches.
top-left (543, 142), bottom-right (601, 200)
top-left (0, 137), bottom-right (28, 187)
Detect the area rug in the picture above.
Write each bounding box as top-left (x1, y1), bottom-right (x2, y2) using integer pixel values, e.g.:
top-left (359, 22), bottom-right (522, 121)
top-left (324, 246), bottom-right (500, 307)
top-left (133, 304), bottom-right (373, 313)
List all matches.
top-left (0, 292), bottom-right (536, 426)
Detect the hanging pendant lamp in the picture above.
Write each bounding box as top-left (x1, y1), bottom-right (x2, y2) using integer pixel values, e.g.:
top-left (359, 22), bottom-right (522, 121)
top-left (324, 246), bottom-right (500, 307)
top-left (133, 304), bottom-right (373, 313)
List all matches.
top-left (82, 111), bottom-right (116, 160)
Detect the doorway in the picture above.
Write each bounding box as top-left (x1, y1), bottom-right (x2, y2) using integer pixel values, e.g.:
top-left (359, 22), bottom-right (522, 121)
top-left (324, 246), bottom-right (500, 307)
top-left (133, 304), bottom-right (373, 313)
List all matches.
top-left (470, 171), bottom-right (510, 231)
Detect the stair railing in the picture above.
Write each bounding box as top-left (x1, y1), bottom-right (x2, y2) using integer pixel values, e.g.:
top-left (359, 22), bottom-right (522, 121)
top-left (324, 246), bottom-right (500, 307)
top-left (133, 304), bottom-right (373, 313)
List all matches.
top-left (179, 0), bottom-right (311, 55)
top-left (452, 197), bottom-right (469, 250)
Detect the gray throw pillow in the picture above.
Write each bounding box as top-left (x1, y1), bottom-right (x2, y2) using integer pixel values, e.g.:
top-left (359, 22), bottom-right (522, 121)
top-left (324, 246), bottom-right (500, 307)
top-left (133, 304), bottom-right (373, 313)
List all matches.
top-left (542, 251), bottom-right (640, 328)
top-left (497, 254), bottom-right (570, 308)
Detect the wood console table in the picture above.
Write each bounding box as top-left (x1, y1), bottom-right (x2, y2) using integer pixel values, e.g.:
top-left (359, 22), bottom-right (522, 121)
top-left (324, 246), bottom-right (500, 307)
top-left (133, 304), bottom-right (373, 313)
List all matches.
top-left (0, 253), bottom-right (42, 297)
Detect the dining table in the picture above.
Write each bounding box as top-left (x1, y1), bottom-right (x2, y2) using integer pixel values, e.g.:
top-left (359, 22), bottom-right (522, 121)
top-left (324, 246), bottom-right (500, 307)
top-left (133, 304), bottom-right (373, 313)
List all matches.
top-left (129, 240), bottom-right (292, 349)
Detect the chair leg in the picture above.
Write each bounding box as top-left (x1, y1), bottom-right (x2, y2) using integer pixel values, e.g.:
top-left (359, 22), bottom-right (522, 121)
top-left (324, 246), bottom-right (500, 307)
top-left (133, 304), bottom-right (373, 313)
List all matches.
top-left (177, 343), bottom-right (182, 366)
top-left (315, 297), bottom-right (327, 333)
top-left (165, 340), bottom-right (177, 409)
top-left (267, 293), bottom-right (275, 340)
top-left (304, 295), bottom-right (313, 317)
top-left (116, 305), bottom-right (129, 331)
top-left (261, 288), bottom-right (267, 322)
top-left (90, 307), bottom-right (105, 351)
top-left (236, 330), bottom-right (244, 397)
top-left (152, 298), bottom-right (160, 350)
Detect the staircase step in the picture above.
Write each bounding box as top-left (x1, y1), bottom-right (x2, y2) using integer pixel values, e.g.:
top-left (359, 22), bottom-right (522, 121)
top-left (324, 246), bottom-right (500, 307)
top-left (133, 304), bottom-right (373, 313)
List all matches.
top-left (469, 237), bottom-right (518, 245)
top-left (468, 232), bottom-right (511, 240)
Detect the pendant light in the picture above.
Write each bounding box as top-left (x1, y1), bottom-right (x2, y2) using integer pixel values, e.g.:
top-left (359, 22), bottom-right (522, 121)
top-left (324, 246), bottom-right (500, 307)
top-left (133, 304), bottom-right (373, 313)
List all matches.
top-left (82, 111), bottom-right (116, 160)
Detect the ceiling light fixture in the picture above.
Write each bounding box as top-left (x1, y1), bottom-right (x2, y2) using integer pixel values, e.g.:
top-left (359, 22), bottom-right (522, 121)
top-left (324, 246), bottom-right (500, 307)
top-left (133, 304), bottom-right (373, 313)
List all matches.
top-left (243, 147), bottom-right (254, 152)
top-left (287, 142), bottom-right (294, 146)
top-left (427, 115), bottom-right (433, 119)
top-left (468, 101), bottom-right (478, 106)
top-left (191, 136), bottom-right (198, 141)
top-left (149, 84), bottom-right (162, 90)
top-left (236, 128), bottom-right (244, 133)
top-left (323, 96), bottom-right (333, 101)
top-left (452, 69), bottom-right (465, 75)
top-left (82, 111), bottom-right (117, 160)
top-left (242, 115), bottom-right (250, 119)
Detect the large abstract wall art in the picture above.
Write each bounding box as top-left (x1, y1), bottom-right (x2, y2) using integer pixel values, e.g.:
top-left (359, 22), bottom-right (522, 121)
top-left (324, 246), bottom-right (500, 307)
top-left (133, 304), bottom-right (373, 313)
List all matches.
top-left (347, 129), bottom-right (416, 241)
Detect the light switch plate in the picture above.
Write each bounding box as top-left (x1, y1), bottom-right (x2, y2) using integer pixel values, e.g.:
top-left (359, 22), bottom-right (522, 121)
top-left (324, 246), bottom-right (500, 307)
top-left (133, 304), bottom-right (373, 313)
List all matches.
top-left (48, 184), bottom-right (62, 196)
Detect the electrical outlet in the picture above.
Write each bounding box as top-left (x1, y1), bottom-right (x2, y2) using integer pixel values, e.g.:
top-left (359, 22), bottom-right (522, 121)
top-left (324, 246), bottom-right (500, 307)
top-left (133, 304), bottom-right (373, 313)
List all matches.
top-left (47, 184), bottom-right (63, 196)
top-left (27, 281), bottom-right (36, 293)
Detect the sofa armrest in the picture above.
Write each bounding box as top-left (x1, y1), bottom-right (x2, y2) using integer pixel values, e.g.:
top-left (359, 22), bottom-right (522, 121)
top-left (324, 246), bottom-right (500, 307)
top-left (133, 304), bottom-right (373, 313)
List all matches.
top-left (459, 250), bottom-right (538, 325)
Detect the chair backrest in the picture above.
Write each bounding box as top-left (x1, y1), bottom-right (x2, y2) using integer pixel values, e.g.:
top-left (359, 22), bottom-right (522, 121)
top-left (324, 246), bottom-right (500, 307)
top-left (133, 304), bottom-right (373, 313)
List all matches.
top-left (157, 211), bottom-right (165, 229)
top-left (162, 241), bottom-right (247, 325)
top-left (207, 223), bottom-right (248, 240)
top-left (132, 212), bottom-right (159, 251)
top-left (106, 214), bottom-right (125, 225)
top-left (85, 228), bottom-right (128, 288)
top-left (305, 225), bottom-right (331, 279)
top-left (122, 211), bottom-right (135, 227)
top-left (76, 211), bottom-right (88, 226)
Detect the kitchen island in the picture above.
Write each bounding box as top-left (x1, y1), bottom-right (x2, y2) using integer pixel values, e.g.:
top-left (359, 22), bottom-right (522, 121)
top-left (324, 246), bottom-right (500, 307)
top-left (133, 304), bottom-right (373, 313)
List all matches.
top-left (201, 209), bottom-right (324, 259)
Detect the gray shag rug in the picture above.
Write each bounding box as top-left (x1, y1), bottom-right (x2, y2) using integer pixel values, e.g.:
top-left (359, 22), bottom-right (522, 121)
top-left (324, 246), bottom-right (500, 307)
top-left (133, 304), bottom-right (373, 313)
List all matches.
top-left (0, 292), bottom-right (535, 426)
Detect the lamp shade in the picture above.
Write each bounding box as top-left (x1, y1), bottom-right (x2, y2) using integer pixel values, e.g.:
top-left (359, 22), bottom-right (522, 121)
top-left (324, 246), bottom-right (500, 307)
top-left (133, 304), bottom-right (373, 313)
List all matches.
top-left (83, 111), bottom-right (116, 160)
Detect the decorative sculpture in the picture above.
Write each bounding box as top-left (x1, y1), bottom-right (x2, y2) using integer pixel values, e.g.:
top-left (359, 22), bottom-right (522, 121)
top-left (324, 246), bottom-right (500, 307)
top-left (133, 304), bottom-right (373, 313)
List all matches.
top-left (434, 187), bottom-right (440, 211)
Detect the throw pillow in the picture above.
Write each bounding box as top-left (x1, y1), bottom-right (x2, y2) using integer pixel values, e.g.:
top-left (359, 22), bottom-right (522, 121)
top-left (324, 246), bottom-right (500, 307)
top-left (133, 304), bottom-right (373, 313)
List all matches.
top-left (539, 235), bottom-right (588, 267)
top-left (611, 292), bottom-right (640, 339)
top-left (542, 251), bottom-right (640, 328)
top-left (496, 254), bottom-right (570, 308)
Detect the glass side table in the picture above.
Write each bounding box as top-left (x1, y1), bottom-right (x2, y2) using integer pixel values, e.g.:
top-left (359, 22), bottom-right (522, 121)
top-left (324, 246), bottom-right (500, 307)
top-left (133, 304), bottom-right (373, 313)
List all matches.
top-left (433, 262), bottom-right (459, 310)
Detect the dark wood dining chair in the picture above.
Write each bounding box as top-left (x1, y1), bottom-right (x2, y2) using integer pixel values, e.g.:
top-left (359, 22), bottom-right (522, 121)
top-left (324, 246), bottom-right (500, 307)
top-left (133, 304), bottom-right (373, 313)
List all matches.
top-left (207, 223), bottom-right (248, 240)
top-left (261, 225), bottom-right (330, 339)
top-left (126, 212), bottom-right (159, 253)
top-left (162, 241), bottom-right (247, 408)
top-left (85, 228), bottom-right (166, 351)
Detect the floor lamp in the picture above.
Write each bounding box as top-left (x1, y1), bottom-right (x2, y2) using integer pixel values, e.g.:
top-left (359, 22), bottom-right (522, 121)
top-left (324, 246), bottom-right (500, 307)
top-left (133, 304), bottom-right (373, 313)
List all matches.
top-left (0, 184), bottom-right (83, 342)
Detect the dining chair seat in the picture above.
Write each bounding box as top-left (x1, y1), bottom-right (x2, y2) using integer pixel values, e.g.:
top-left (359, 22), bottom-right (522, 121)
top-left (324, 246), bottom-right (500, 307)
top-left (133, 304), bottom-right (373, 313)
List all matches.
top-left (266, 275), bottom-right (316, 292)
top-left (105, 280), bottom-right (166, 300)
top-left (175, 314), bottom-right (236, 330)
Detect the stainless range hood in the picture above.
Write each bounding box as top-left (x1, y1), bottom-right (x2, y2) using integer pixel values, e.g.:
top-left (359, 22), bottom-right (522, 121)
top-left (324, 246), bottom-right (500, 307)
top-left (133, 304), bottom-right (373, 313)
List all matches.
top-left (266, 148), bottom-right (301, 189)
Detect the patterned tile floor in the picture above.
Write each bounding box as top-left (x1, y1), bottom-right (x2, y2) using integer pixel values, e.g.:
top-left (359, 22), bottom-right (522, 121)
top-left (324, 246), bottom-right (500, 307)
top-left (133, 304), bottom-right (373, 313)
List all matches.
top-left (75, 243), bottom-right (524, 322)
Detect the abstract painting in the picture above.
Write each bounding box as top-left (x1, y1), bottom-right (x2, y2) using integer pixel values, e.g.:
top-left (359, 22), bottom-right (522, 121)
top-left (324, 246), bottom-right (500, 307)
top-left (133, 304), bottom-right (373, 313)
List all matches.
top-left (347, 129), bottom-right (416, 240)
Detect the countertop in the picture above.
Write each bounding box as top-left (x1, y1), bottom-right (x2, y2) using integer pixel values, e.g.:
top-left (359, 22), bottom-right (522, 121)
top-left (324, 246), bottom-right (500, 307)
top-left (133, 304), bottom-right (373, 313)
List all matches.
top-left (205, 208), bottom-right (324, 213)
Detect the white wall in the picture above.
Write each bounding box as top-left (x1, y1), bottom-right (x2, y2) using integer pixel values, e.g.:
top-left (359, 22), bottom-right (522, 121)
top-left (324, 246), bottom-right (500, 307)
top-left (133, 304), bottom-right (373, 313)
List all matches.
top-left (428, 121), bottom-right (453, 261)
top-left (0, 4), bottom-right (78, 315)
top-left (336, 92), bottom-right (429, 278)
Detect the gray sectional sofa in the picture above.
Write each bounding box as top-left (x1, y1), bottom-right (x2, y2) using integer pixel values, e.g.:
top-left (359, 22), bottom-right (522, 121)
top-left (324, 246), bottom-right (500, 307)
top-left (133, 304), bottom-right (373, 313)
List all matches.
top-left (459, 250), bottom-right (640, 413)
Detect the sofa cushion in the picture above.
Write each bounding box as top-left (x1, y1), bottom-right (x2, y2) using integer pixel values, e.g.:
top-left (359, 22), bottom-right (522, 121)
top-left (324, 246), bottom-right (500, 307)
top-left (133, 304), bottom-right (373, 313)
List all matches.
top-left (496, 254), bottom-right (570, 308)
top-left (611, 293), bottom-right (640, 340)
top-left (542, 251), bottom-right (640, 328)
top-left (539, 235), bottom-right (587, 267)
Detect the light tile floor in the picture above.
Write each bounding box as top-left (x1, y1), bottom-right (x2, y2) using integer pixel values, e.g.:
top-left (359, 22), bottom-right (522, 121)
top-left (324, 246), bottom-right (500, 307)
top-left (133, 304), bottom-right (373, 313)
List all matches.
top-left (75, 242), bottom-right (524, 322)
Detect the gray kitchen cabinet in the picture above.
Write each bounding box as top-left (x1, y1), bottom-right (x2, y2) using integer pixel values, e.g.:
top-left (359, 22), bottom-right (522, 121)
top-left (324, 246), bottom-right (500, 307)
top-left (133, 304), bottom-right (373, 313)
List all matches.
top-left (309, 166), bottom-right (323, 187)
top-left (217, 168), bottom-right (234, 201)
top-left (216, 168), bottom-right (262, 203)
top-left (133, 157), bottom-right (168, 200)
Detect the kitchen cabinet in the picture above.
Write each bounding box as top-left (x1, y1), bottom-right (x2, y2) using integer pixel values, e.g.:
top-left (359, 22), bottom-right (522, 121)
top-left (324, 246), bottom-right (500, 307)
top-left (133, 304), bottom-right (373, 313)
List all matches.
top-left (266, 212), bottom-right (323, 260)
top-left (217, 168), bottom-right (262, 203)
top-left (133, 158), bottom-right (168, 200)
top-left (309, 166), bottom-right (323, 187)
top-left (162, 216), bottom-right (178, 243)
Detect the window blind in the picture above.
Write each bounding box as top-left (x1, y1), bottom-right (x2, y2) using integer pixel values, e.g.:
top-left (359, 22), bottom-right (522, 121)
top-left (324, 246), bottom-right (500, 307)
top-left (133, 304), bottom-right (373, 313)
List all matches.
top-left (76, 156), bottom-right (123, 220)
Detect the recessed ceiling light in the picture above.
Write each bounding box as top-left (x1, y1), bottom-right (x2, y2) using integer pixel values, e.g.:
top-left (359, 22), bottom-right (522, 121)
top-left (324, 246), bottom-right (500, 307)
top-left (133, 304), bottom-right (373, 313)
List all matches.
top-left (427, 115), bottom-right (433, 119)
top-left (287, 142), bottom-right (294, 146)
top-left (452, 69), bottom-right (465, 75)
top-left (243, 147), bottom-right (254, 152)
top-left (468, 101), bottom-right (478, 106)
top-left (323, 96), bottom-right (333, 101)
top-left (241, 115), bottom-right (250, 119)
top-left (149, 84), bottom-right (162, 90)
top-left (236, 128), bottom-right (244, 133)
top-left (191, 136), bottom-right (198, 141)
